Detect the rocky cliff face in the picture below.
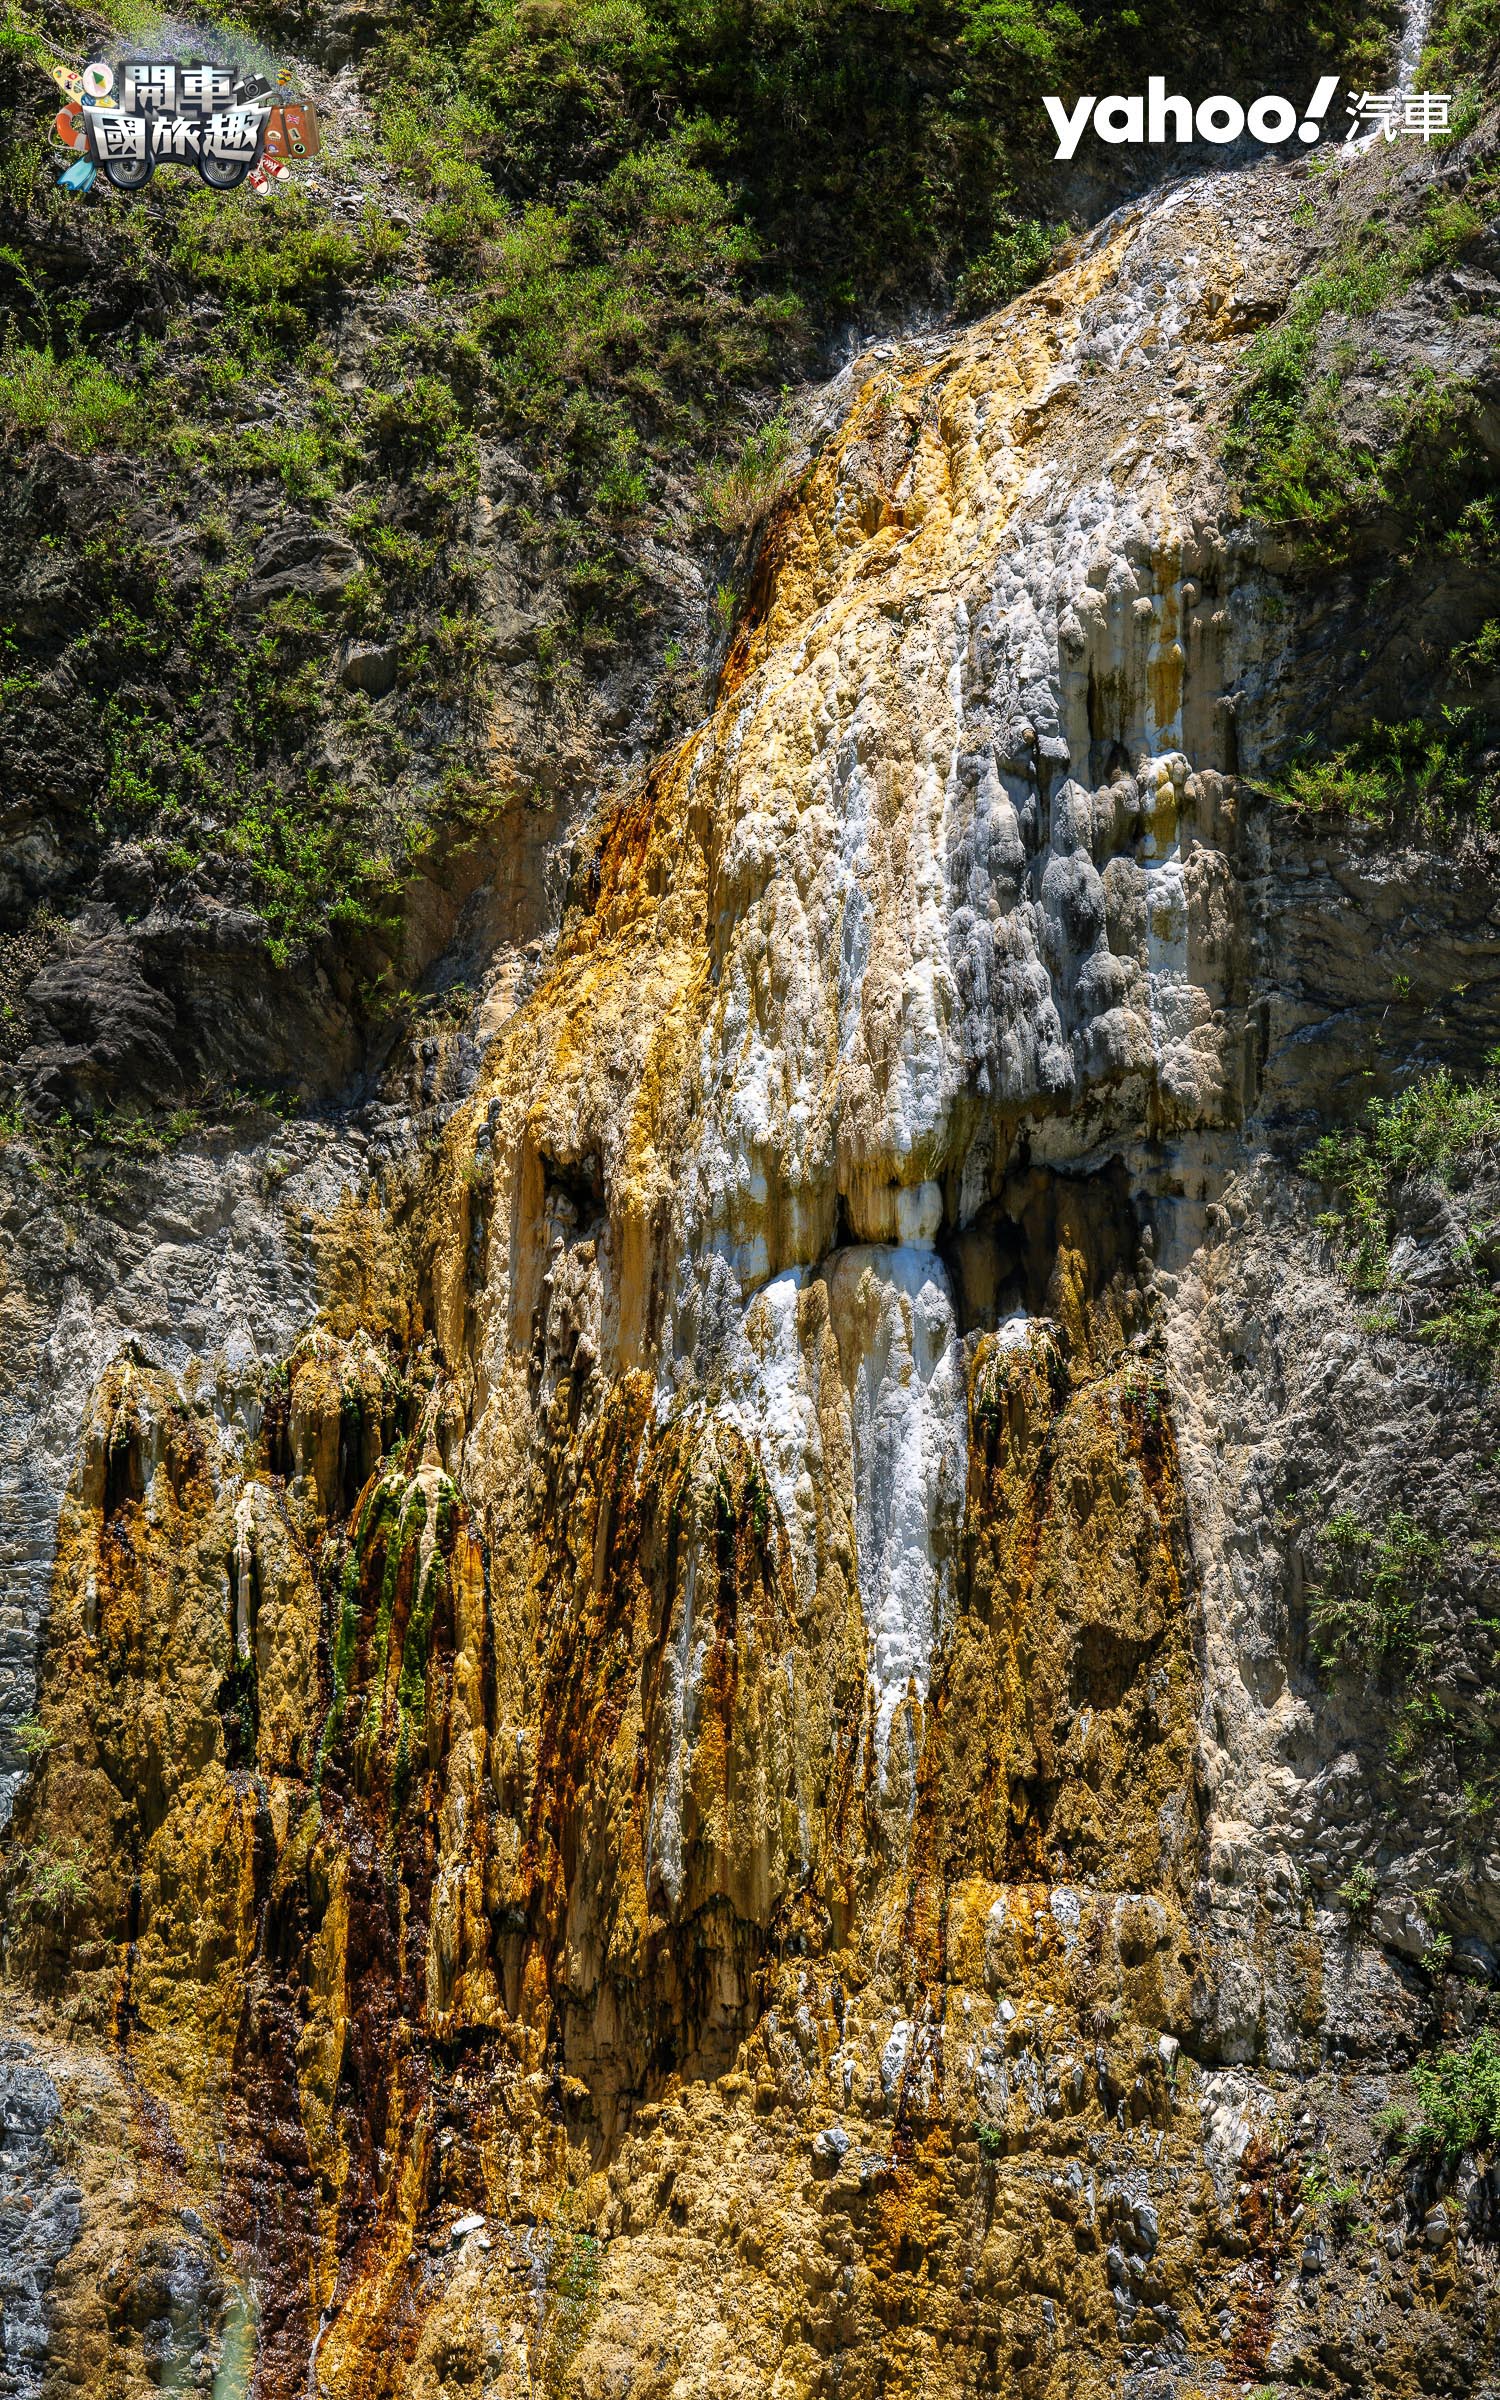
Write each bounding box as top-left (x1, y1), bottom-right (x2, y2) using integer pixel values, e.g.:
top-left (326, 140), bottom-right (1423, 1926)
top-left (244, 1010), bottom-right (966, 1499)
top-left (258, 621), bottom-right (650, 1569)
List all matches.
top-left (4, 48), bottom-right (1500, 2400)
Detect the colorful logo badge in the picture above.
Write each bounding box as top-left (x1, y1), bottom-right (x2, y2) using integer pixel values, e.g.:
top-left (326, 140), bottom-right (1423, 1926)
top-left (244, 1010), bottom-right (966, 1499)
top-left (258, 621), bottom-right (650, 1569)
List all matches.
top-left (47, 55), bottom-right (320, 197)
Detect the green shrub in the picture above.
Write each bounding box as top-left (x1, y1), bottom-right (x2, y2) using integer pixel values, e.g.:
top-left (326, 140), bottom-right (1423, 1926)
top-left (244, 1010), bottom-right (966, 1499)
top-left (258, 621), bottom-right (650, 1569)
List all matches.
top-left (1310, 1512), bottom-right (1440, 1679)
top-left (1454, 620), bottom-right (1500, 683)
top-left (953, 214), bottom-right (1067, 316)
top-left (169, 190), bottom-right (404, 345)
top-left (380, 93), bottom-right (507, 254)
top-left (1410, 2030), bottom-right (1500, 2162)
top-left (225, 787), bottom-right (402, 967)
top-left (1274, 751), bottom-right (1395, 823)
top-left (1302, 2155), bottom-right (1363, 2235)
top-left (1446, 493), bottom-right (1500, 565)
top-left (13, 1716), bottom-right (53, 1760)
top-left (1422, 0), bottom-right (1500, 104)
top-left (477, 136), bottom-right (795, 471)
top-left (700, 415), bottom-right (797, 535)
top-left (1419, 1282), bottom-right (1500, 1374)
top-left (9, 1842), bottom-right (92, 1922)
top-left (223, 421), bottom-right (349, 502)
top-left (1389, 1687), bottom-right (1457, 1773)
top-left (1422, 1931), bottom-right (1455, 1979)
top-left (1303, 1061), bottom-right (1500, 1293)
top-left (1270, 706), bottom-right (1497, 841)
top-left (0, 7), bottom-right (46, 67)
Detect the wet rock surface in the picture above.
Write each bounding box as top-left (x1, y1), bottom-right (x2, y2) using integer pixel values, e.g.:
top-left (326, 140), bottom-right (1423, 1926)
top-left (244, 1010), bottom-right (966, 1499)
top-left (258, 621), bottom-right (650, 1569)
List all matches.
top-left (0, 2044), bottom-right (81, 2400)
top-left (1, 77), bottom-right (1499, 2400)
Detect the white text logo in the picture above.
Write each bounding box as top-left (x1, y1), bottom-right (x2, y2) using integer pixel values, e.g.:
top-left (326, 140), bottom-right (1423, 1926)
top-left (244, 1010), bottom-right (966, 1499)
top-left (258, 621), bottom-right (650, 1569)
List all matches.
top-left (1044, 75), bottom-right (1342, 161)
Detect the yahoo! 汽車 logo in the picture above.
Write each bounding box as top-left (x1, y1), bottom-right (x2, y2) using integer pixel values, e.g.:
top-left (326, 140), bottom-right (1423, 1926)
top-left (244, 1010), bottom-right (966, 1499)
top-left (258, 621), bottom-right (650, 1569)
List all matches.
top-left (1042, 75), bottom-right (1343, 161)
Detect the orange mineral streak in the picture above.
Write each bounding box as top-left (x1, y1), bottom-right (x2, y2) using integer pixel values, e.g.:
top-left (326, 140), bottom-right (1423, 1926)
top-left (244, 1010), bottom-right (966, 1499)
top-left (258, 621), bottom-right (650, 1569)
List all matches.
top-left (718, 231), bottom-right (1123, 702)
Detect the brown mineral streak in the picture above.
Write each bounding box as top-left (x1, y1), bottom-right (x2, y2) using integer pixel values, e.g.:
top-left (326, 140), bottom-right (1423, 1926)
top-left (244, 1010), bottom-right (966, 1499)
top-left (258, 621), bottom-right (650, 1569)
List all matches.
top-left (4, 154), bottom-right (1496, 2400)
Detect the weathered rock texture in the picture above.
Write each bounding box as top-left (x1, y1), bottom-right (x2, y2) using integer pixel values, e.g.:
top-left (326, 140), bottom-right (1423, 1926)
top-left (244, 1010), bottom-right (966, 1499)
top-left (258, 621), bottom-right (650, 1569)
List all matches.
top-left (3, 118), bottom-right (1500, 2400)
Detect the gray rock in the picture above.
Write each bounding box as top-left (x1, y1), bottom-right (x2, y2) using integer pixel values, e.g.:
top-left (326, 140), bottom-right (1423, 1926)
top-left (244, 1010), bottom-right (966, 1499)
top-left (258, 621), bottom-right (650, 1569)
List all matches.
top-left (242, 525), bottom-right (361, 610)
top-left (113, 2229), bottom-right (228, 2390)
top-left (16, 936), bottom-right (182, 1113)
top-left (1373, 1894), bottom-right (1432, 1962)
top-left (0, 2044), bottom-right (82, 2399)
top-left (812, 2126), bottom-right (850, 2173)
top-left (341, 642), bottom-right (398, 698)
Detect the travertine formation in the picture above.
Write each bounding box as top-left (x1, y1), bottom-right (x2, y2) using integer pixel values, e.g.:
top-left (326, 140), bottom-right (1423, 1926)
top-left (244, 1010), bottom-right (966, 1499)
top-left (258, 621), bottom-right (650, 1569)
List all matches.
top-left (3, 148), bottom-right (1498, 2400)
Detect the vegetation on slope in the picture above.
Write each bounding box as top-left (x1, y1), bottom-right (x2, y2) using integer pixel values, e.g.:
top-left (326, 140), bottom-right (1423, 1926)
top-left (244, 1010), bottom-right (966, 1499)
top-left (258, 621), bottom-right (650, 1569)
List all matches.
top-left (1226, 166), bottom-right (1497, 552)
top-left (0, 0), bottom-right (1388, 1029)
top-left (1223, 0), bottom-right (1500, 641)
top-left (1298, 1065), bottom-right (1500, 1836)
top-left (1307, 1495), bottom-right (1500, 1825)
top-left (1230, 94), bottom-right (1500, 868)
top-left (1303, 1058), bottom-right (1500, 1330)
top-left (292, 0), bottom-right (1398, 315)
top-left (1410, 2029), bottom-right (1500, 2162)
top-left (1267, 706), bottom-right (1500, 844)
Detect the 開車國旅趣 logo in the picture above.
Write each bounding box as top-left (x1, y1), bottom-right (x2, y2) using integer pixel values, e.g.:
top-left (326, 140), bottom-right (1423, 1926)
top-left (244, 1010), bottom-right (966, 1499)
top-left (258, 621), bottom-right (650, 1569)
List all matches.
top-left (43, 53), bottom-right (320, 197)
top-left (1043, 77), bottom-right (1453, 160)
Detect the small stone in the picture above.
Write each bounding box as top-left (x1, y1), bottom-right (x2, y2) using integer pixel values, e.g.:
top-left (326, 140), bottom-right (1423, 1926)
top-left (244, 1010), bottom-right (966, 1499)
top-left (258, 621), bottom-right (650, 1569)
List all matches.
top-left (812, 2127), bottom-right (850, 2173)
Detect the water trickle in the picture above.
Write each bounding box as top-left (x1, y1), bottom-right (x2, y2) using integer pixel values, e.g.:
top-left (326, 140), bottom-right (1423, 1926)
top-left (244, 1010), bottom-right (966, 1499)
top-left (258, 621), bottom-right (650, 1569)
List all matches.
top-left (231, 1487), bottom-right (255, 1662)
top-left (717, 1267), bottom-right (820, 1596)
top-left (213, 2280), bottom-right (259, 2400)
top-left (827, 1243), bottom-right (968, 1769)
top-left (649, 1545), bottom-right (705, 1911)
top-left (1347, 0), bottom-right (1436, 148)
